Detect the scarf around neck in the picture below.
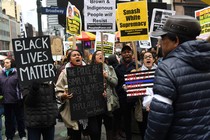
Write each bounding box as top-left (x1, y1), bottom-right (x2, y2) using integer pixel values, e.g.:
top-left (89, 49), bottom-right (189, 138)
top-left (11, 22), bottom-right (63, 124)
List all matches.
top-left (141, 63), bottom-right (157, 71)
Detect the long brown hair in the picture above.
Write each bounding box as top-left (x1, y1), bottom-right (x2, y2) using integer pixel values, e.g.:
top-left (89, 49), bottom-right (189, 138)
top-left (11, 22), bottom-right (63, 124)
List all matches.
top-left (90, 50), bottom-right (102, 65)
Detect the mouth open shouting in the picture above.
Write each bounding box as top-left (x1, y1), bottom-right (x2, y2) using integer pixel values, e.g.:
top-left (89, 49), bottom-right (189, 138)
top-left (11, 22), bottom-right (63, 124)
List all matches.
top-left (95, 51), bottom-right (104, 64)
top-left (143, 52), bottom-right (154, 69)
top-left (70, 51), bottom-right (83, 66)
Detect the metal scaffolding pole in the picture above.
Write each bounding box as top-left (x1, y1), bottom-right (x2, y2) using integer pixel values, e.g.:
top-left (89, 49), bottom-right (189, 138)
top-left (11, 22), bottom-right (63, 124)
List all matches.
top-left (37, 0), bottom-right (43, 36)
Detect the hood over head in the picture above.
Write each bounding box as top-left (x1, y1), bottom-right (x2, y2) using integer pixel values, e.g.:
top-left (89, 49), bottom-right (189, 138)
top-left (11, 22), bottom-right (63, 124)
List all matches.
top-left (167, 40), bottom-right (210, 71)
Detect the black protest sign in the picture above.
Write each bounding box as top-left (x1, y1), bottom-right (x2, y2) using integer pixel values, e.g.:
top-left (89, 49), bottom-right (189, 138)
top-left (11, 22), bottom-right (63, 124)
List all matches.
top-left (67, 64), bottom-right (106, 120)
top-left (12, 36), bottom-right (56, 85)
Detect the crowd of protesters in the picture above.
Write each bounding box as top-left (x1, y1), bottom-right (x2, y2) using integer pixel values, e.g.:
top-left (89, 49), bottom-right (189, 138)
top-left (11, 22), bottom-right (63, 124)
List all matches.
top-left (0, 14), bottom-right (210, 140)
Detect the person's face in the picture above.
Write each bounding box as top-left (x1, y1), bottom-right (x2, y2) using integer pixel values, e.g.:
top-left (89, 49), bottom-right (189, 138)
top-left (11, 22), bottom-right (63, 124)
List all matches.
top-left (69, 51), bottom-right (82, 66)
top-left (68, 7), bottom-right (72, 15)
top-left (161, 35), bottom-right (178, 57)
top-left (103, 36), bottom-right (108, 42)
top-left (121, 50), bottom-right (133, 63)
top-left (4, 59), bottom-right (11, 70)
top-left (143, 52), bottom-right (155, 69)
top-left (95, 51), bottom-right (104, 64)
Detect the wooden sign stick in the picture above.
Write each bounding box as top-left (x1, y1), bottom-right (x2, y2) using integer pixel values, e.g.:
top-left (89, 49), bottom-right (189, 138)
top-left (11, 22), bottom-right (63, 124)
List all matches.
top-left (132, 41), bottom-right (139, 70)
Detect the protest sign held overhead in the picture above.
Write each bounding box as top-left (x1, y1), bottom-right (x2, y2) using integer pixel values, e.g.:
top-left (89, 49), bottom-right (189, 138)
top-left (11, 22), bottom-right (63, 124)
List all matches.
top-left (95, 32), bottom-right (115, 57)
top-left (195, 6), bottom-right (210, 40)
top-left (117, 1), bottom-right (149, 42)
top-left (84, 0), bottom-right (116, 32)
top-left (67, 64), bottom-right (106, 120)
top-left (12, 36), bottom-right (56, 85)
top-left (50, 36), bottom-right (63, 55)
top-left (66, 2), bottom-right (81, 35)
top-left (138, 40), bottom-right (152, 49)
top-left (150, 8), bottom-right (176, 38)
top-left (201, 0), bottom-right (210, 5)
top-left (124, 69), bottom-right (155, 97)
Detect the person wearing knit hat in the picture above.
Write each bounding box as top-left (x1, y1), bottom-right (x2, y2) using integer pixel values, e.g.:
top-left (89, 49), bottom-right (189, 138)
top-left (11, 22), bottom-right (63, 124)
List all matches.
top-left (144, 15), bottom-right (210, 140)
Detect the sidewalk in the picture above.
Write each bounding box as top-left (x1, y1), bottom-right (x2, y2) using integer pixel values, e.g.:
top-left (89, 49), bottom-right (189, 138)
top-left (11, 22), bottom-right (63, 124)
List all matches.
top-left (2, 117), bottom-right (142, 140)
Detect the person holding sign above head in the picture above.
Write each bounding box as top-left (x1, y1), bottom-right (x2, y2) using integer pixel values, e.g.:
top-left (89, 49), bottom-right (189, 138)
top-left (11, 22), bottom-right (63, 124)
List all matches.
top-left (144, 15), bottom-right (210, 140)
top-left (22, 80), bottom-right (58, 140)
top-left (88, 50), bottom-right (119, 140)
top-left (56, 50), bottom-right (86, 140)
top-left (0, 58), bottom-right (27, 140)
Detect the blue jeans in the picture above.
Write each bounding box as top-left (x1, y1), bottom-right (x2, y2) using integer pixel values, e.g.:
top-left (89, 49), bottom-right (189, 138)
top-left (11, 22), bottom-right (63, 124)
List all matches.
top-left (0, 105), bottom-right (4, 140)
top-left (27, 126), bottom-right (55, 140)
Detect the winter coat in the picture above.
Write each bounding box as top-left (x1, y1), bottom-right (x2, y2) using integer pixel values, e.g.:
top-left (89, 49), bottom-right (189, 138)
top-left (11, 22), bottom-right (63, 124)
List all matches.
top-left (115, 61), bottom-right (140, 103)
top-left (144, 40), bottom-right (210, 140)
top-left (103, 64), bottom-right (119, 112)
top-left (55, 62), bottom-right (86, 130)
top-left (22, 82), bottom-right (58, 128)
top-left (0, 68), bottom-right (22, 103)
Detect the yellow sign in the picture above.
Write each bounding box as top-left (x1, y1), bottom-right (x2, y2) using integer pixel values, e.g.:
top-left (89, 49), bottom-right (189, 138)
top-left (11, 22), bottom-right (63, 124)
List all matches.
top-left (66, 3), bottom-right (81, 35)
top-left (117, 1), bottom-right (149, 42)
top-left (202, 0), bottom-right (210, 5)
top-left (195, 6), bottom-right (210, 39)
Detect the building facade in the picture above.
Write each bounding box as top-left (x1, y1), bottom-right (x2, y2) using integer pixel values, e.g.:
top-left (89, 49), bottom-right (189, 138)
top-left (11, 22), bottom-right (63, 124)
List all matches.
top-left (1, 0), bottom-right (22, 51)
top-left (173, 0), bottom-right (208, 16)
top-left (0, 0), bottom-right (10, 50)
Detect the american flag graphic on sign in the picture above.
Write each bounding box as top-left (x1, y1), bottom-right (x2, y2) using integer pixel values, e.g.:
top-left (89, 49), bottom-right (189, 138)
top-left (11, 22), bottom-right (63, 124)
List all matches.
top-left (124, 69), bottom-right (156, 97)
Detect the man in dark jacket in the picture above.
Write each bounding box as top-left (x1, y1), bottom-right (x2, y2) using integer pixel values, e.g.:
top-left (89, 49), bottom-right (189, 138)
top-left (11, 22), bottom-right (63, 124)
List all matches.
top-left (144, 15), bottom-right (210, 140)
top-left (114, 45), bottom-right (140, 140)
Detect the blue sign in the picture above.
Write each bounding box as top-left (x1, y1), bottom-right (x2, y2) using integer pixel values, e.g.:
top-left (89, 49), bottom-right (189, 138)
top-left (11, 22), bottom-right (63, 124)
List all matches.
top-left (41, 7), bottom-right (66, 15)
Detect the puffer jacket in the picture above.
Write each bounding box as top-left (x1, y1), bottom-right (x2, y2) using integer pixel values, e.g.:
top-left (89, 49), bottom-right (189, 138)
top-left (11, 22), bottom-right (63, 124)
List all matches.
top-left (22, 82), bottom-right (58, 128)
top-left (0, 68), bottom-right (22, 103)
top-left (145, 40), bottom-right (210, 140)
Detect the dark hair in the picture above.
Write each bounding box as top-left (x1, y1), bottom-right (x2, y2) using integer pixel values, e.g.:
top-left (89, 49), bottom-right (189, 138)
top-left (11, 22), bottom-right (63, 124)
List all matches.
top-left (121, 45), bottom-right (132, 53)
top-left (4, 58), bottom-right (16, 68)
top-left (137, 51), bottom-right (141, 61)
top-left (143, 51), bottom-right (156, 59)
top-left (107, 54), bottom-right (119, 68)
top-left (67, 50), bottom-right (82, 62)
top-left (91, 50), bottom-right (102, 64)
top-left (103, 34), bottom-right (108, 38)
top-left (66, 48), bottom-right (72, 56)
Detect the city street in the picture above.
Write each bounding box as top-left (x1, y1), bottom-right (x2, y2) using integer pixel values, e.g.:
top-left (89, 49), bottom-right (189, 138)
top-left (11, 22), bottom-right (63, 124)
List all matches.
top-left (2, 117), bottom-right (142, 140)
